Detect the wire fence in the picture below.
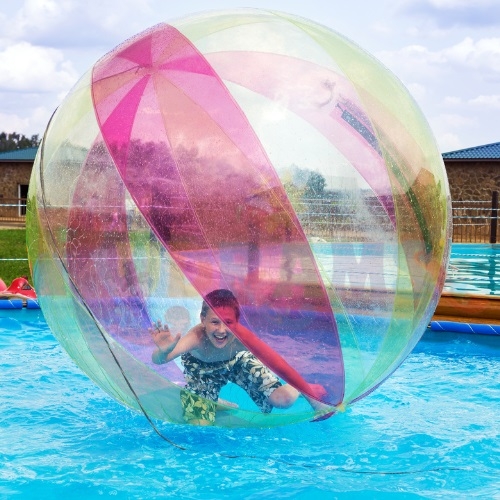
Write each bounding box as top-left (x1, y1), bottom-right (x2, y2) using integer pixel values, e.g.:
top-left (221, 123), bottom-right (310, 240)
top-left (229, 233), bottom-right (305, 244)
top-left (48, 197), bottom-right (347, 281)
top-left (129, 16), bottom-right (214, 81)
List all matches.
top-left (294, 192), bottom-right (500, 244)
top-left (1, 191), bottom-right (499, 243)
top-left (451, 192), bottom-right (499, 243)
top-left (0, 197), bottom-right (26, 226)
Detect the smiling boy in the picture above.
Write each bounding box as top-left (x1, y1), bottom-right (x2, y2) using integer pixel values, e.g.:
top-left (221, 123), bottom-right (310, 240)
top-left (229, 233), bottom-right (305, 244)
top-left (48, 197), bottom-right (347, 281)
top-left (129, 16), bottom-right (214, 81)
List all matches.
top-left (151, 289), bottom-right (306, 425)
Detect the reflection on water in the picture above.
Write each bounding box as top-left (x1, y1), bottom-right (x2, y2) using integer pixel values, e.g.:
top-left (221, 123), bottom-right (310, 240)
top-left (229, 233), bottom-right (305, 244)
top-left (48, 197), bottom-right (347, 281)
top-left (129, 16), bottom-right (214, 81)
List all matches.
top-left (444, 243), bottom-right (500, 296)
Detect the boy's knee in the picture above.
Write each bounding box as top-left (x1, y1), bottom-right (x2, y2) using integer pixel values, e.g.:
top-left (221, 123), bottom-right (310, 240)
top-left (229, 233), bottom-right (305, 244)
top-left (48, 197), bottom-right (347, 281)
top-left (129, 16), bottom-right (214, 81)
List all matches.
top-left (269, 385), bottom-right (299, 409)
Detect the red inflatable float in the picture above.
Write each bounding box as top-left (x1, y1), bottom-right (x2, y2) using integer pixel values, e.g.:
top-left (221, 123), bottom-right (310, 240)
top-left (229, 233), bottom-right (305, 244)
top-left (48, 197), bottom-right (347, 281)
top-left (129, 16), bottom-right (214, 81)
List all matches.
top-left (0, 277), bottom-right (37, 299)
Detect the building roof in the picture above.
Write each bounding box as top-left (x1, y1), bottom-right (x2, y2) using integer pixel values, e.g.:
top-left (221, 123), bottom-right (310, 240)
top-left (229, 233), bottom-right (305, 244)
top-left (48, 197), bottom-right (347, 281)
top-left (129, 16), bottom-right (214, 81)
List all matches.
top-left (0, 146), bottom-right (38, 162)
top-left (442, 142), bottom-right (500, 160)
top-left (0, 142), bottom-right (499, 162)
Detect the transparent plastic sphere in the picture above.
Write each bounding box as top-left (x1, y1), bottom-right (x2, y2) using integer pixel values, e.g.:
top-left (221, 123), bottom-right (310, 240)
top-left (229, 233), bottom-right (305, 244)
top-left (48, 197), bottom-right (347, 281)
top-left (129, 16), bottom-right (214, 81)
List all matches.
top-left (27, 9), bottom-right (451, 427)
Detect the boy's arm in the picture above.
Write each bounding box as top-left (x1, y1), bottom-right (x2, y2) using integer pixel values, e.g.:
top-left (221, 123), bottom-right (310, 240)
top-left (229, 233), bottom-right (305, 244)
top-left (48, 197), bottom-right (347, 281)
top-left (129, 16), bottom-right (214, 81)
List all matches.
top-left (152, 324), bottom-right (203, 364)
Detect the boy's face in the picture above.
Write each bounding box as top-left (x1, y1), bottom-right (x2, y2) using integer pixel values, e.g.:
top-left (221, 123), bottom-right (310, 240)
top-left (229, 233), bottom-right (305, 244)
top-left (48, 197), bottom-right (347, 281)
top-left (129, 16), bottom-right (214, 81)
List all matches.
top-left (201, 306), bottom-right (238, 349)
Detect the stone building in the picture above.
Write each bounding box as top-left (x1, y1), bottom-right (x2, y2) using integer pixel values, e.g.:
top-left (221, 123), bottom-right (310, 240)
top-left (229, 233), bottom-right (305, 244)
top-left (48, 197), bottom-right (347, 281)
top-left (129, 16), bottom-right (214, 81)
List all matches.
top-left (442, 142), bottom-right (500, 202)
top-left (0, 147), bottom-right (38, 222)
top-left (442, 142), bottom-right (500, 242)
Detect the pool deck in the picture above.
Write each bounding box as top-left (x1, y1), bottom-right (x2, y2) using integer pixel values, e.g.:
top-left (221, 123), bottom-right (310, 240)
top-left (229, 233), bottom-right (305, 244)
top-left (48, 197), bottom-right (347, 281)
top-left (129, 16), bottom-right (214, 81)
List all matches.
top-left (433, 291), bottom-right (500, 325)
top-left (433, 244), bottom-right (500, 325)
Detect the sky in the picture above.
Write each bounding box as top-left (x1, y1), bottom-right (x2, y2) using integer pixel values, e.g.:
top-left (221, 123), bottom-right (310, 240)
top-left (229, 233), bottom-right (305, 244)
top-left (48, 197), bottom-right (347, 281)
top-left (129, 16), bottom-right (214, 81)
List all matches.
top-left (0, 0), bottom-right (499, 153)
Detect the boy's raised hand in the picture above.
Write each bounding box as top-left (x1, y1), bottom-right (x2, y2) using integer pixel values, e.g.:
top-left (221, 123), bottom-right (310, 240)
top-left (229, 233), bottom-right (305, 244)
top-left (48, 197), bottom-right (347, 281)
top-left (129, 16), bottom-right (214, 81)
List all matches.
top-left (150, 320), bottom-right (181, 356)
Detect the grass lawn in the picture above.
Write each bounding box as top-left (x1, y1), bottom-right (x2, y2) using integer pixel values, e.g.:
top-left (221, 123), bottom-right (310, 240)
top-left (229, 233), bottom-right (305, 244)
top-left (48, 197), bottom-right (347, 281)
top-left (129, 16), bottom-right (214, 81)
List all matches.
top-left (0, 228), bottom-right (31, 285)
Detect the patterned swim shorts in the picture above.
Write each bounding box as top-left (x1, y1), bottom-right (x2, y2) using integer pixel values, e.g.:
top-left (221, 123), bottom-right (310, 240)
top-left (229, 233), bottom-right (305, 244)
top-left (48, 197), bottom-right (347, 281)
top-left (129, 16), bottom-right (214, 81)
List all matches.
top-left (180, 351), bottom-right (282, 424)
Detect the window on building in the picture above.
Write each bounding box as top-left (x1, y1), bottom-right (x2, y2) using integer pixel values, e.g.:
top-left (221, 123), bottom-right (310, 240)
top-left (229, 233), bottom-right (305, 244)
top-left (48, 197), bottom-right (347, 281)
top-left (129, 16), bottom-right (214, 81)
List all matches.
top-left (18, 184), bottom-right (29, 216)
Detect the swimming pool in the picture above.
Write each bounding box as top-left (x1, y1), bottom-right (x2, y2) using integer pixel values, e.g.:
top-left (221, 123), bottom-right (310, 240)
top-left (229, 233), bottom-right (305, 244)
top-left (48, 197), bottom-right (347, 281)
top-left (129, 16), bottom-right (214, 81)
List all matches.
top-left (1, 308), bottom-right (498, 498)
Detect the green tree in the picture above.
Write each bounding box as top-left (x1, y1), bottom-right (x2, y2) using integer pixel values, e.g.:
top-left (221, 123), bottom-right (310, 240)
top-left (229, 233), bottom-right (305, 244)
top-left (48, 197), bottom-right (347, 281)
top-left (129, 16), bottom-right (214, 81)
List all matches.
top-left (0, 132), bottom-right (40, 152)
top-left (304, 171), bottom-right (326, 198)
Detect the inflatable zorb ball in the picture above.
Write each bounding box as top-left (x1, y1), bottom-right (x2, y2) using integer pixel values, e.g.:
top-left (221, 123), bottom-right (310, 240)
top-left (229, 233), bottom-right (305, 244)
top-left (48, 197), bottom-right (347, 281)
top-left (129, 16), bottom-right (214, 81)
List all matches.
top-left (27, 9), bottom-right (451, 427)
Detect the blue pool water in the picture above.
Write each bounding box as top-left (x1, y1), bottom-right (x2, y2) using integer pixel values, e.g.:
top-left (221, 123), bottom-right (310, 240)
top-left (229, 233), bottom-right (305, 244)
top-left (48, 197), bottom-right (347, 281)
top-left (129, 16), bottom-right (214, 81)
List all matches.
top-left (1, 308), bottom-right (499, 499)
top-left (444, 243), bottom-right (500, 296)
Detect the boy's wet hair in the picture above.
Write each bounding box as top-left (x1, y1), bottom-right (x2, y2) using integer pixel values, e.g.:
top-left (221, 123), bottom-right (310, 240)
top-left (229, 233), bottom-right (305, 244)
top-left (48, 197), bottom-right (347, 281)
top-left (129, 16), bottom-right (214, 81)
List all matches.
top-left (201, 289), bottom-right (240, 320)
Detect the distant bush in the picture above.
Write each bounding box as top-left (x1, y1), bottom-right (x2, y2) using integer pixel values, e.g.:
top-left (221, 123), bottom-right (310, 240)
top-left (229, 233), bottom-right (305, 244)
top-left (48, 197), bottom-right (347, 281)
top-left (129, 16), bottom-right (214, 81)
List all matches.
top-left (0, 131), bottom-right (40, 152)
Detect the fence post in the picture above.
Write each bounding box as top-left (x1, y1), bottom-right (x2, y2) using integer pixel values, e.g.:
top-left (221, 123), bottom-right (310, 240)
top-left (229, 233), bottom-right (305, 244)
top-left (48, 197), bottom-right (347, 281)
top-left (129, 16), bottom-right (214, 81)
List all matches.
top-left (490, 190), bottom-right (498, 244)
